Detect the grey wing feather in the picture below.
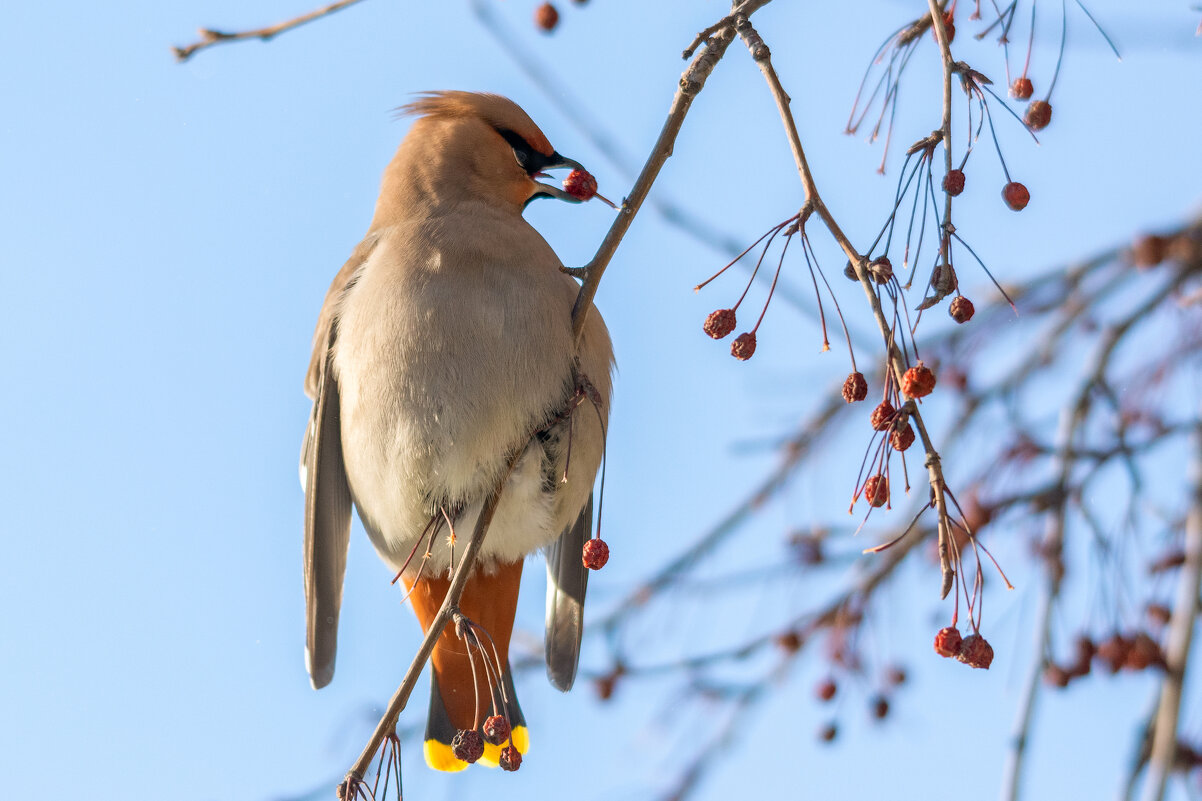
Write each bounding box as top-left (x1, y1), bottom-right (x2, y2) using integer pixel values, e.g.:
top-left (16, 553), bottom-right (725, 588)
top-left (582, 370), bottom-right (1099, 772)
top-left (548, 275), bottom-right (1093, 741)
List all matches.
top-left (302, 324), bottom-right (353, 690)
top-left (544, 493), bottom-right (592, 692)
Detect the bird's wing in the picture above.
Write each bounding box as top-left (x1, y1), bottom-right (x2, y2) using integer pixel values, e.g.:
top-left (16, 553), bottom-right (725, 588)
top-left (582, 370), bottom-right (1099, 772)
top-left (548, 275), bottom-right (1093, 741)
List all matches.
top-left (544, 493), bottom-right (592, 691)
top-left (301, 238), bottom-right (374, 689)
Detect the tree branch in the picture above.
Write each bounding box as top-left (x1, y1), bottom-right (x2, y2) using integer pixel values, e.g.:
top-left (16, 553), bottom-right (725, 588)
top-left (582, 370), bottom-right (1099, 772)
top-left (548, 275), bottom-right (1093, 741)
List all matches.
top-left (172, 0), bottom-right (367, 62)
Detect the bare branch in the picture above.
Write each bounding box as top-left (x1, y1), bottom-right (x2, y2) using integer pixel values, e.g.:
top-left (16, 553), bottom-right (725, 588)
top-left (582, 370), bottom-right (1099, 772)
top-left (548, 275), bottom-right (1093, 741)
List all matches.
top-left (172, 0), bottom-right (367, 62)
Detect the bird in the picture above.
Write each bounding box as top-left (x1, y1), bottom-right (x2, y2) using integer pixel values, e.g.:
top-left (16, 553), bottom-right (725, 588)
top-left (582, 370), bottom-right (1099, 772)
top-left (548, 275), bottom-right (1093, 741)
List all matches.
top-left (299, 91), bottom-right (613, 772)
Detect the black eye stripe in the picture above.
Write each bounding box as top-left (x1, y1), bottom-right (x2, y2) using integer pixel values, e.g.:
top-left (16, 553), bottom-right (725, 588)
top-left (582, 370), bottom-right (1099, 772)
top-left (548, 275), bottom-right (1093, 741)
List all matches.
top-left (496, 128), bottom-right (553, 175)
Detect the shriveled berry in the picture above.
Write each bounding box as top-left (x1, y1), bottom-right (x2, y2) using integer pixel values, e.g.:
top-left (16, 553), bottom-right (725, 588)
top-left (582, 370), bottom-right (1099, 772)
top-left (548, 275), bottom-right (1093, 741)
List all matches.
top-left (1133, 235), bottom-right (1168, 268)
top-left (890, 423), bottom-right (915, 452)
top-left (886, 665), bottom-right (908, 686)
top-left (870, 400), bottom-right (896, 431)
top-left (1025, 100), bottom-right (1052, 130)
top-left (1127, 632), bottom-right (1164, 671)
top-left (843, 372), bottom-right (868, 403)
top-left (595, 675), bottom-right (616, 700)
top-left (869, 256), bottom-right (893, 284)
top-left (933, 263), bottom-right (958, 294)
top-left (934, 626), bottom-right (962, 657)
top-left (819, 722), bottom-right (838, 743)
top-left (451, 729), bottom-right (484, 763)
top-left (1146, 603), bottom-right (1172, 627)
top-left (1072, 635), bottom-right (1096, 675)
top-left (704, 308), bottom-right (737, 339)
top-left (949, 296), bottom-right (975, 323)
top-left (902, 362), bottom-right (936, 398)
top-left (871, 695), bottom-right (890, 719)
top-left (1003, 181), bottom-right (1030, 211)
top-left (499, 745), bottom-right (523, 772)
top-left (731, 332), bottom-right (757, 361)
top-left (482, 715), bottom-right (511, 746)
top-left (1010, 77), bottom-right (1034, 100)
top-left (957, 633), bottom-right (994, 669)
top-left (534, 2), bottom-right (559, 31)
top-left (562, 168), bottom-right (597, 201)
top-left (815, 678), bottom-right (838, 702)
top-left (582, 538), bottom-right (609, 570)
top-left (1044, 663), bottom-right (1071, 688)
top-left (942, 169), bottom-right (965, 196)
top-left (864, 474), bottom-right (889, 507)
top-left (776, 630), bottom-right (802, 653)
top-left (1096, 633), bottom-right (1130, 674)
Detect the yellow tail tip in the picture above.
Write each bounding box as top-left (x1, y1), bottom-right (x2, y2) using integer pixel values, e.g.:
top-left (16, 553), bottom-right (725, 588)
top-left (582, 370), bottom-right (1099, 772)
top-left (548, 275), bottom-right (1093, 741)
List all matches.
top-left (424, 726), bottom-right (530, 771)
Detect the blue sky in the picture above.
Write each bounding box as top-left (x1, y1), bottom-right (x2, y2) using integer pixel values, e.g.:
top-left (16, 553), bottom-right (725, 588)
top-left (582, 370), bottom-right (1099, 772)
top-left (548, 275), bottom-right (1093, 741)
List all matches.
top-left (2, 2), bottom-right (1201, 800)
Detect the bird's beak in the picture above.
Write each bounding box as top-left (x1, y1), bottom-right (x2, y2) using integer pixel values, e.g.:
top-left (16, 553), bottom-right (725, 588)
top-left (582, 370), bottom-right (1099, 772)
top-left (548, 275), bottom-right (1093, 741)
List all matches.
top-left (531, 152), bottom-right (589, 203)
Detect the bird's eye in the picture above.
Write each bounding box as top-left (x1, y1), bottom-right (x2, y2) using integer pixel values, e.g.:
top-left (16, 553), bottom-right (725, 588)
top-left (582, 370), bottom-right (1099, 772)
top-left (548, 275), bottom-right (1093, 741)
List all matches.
top-left (496, 128), bottom-right (549, 175)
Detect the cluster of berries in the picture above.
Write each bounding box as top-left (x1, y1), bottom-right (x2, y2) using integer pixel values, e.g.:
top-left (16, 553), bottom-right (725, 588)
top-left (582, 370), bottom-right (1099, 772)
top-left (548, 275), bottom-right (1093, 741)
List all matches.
top-left (451, 715), bottom-right (523, 771)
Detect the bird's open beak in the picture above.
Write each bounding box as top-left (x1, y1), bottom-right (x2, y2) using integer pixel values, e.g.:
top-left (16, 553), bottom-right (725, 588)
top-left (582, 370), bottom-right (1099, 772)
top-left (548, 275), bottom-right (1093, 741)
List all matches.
top-left (532, 152), bottom-right (588, 203)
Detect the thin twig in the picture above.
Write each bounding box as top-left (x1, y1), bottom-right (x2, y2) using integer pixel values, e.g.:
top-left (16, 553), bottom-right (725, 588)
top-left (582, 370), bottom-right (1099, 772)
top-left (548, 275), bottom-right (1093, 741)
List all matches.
top-left (173, 0), bottom-right (367, 62)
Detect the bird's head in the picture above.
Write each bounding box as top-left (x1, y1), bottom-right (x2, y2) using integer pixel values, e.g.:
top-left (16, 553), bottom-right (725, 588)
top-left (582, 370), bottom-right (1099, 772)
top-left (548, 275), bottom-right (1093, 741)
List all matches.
top-left (377, 91), bottom-right (594, 217)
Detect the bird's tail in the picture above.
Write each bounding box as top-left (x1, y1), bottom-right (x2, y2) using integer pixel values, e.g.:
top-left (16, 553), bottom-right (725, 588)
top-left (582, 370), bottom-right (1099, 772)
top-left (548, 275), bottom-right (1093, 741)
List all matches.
top-left (403, 560), bottom-right (529, 772)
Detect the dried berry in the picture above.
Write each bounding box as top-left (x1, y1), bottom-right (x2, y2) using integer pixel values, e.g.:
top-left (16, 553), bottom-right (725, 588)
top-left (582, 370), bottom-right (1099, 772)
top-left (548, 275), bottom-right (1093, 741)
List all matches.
top-left (870, 400), bottom-right (896, 431)
top-left (595, 675), bottom-right (616, 700)
top-left (534, 2), bottom-right (559, 31)
top-left (562, 168), bottom-right (597, 201)
top-left (869, 256), bottom-right (893, 284)
top-left (815, 678), bottom-right (838, 702)
top-left (957, 633), bottom-right (994, 669)
top-left (932, 263), bottom-right (958, 294)
top-left (934, 626), bottom-right (962, 657)
top-left (842, 372), bottom-right (868, 403)
top-left (1127, 632), bottom-right (1164, 671)
top-left (482, 715), bottom-right (511, 746)
top-left (731, 332), bottom-right (757, 361)
top-left (942, 169), bottom-right (965, 196)
top-left (864, 474), bottom-right (889, 507)
top-left (776, 630), bottom-right (802, 653)
top-left (451, 729), bottom-right (484, 763)
top-left (1002, 181), bottom-right (1030, 211)
top-left (871, 695), bottom-right (890, 720)
top-left (499, 745), bottom-right (523, 772)
top-left (582, 538), bottom-right (609, 570)
top-left (949, 296), bottom-right (975, 323)
top-left (1133, 234), bottom-right (1168, 268)
top-left (1044, 663), bottom-right (1071, 688)
top-left (1025, 100), bottom-right (1052, 130)
top-left (1072, 635), bottom-right (1096, 673)
top-left (704, 308), bottom-right (737, 339)
top-left (890, 423), bottom-right (915, 452)
top-left (902, 362), bottom-right (936, 398)
top-left (1010, 77), bottom-right (1034, 100)
top-left (1096, 633), bottom-right (1130, 674)
top-left (886, 665), bottom-right (908, 686)
top-left (819, 722), bottom-right (838, 743)
top-left (1146, 603), bottom-right (1172, 627)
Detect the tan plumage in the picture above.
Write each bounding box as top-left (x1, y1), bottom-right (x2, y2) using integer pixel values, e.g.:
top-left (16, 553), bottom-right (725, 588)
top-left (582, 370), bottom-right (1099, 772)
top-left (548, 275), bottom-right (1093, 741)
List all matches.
top-left (300, 91), bottom-right (613, 770)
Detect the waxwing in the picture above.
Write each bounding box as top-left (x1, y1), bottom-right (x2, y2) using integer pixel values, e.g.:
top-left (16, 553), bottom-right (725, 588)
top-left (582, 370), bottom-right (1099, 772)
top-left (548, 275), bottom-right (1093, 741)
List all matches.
top-left (300, 91), bottom-right (614, 771)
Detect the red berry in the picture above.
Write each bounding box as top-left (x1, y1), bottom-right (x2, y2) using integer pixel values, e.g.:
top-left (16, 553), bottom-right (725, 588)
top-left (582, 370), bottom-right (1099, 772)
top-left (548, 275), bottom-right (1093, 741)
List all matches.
top-left (864, 474), bottom-right (889, 507)
top-left (934, 626), bottom-right (962, 658)
top-left (890, 423), bottom-right (915, 452)
top-left (562, 168), bottom-right (597, 201)
top-left (842, 372), bottom-right (868, 403)
top-left (871, 695), bottom-right (890, 720)
top-left (499, 745), bottom-right (523, 772)
top-left (1096, 633), bottom-right (1130, 674)
top-left (1010, 77), bottom-right (1034, 100)
top-left (902, 362), bottom-right (936, 398)
top-left (1002, 181), bottom-right (1030, 211)
top-left (819, 722), bottom-right (838, 743)
top-left (776, 630), bottom-right (803, 652)
top-left (1025, 100), bottom-right (1052, 130)
top-left (582, 538), bottom-right (609, 570)
top-left (731, 332), bottom-right (757, 360)
top-left (957, 634), bottom-right (995, 669)
top-left (704, 308), bottom-right (737, 339)
top-left (1133, 235), bottom-right (1168, 268)
top-left (869, 256), bottom-right (893, 284)
top-left (870, 400), bottom-right (896, 431)
top-left (942, 169), bottom-right (965, 196)
top-left (1127, 632), bottom-right (1164, 671)
top-left (949, 296), bottom-right (974, 323)
top-left (534, 2), bottom-right (559, 31)
top-left (1147, 603), bottom-right (1172, 627)
top-left (482, 715), bottom-right (511, 746)
top-left (932, 11), bottom-right (955, 43)
top-left (451, 729), bottom-right (484, 763)
top-left (815, 678), bottom-right (838, 702)
top-left (1044, 663), bottom-right (1071, 688)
